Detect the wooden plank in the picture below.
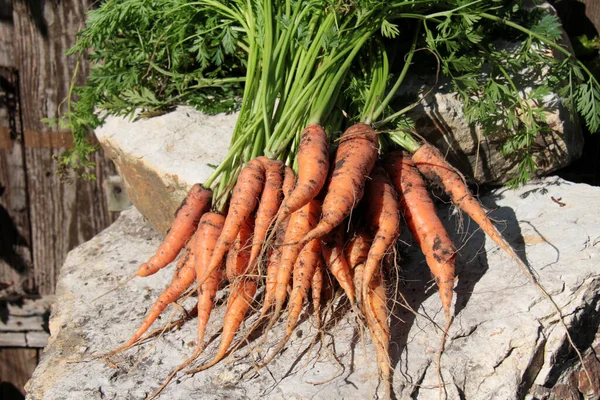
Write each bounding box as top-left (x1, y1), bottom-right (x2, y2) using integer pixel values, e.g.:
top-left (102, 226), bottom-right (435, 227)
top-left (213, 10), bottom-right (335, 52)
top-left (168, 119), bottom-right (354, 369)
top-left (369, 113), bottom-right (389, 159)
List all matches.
top-left (0, 332), bottom-right (27, 347)
top-left (0, 66), bottom-right (34, 294)
top-left (0, 315), bottom-right (45, 333)
top-left (12, 0), bottom-right (117, 295)
top-left (25, 331), bottom-right (48, 348)
top-left (23, 130), bottom-right (74, 149)
top-left (0, 348), bottom-right (38, 397)
top-left (0, 296), bottom-right (51, 333)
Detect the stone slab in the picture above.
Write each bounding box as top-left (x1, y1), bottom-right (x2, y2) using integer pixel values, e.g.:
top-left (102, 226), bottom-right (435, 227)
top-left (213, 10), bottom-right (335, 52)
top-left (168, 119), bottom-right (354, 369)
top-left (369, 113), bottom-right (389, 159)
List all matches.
top-left (26, 177), bottom-right (600, 400)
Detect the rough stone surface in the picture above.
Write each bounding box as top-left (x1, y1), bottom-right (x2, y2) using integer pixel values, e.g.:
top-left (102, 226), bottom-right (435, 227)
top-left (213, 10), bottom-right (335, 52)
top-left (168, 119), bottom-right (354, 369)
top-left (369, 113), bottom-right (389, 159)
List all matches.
top-left (401, 76), bottom-right (583, 186)
top-left (95, 107), bottom-right (236, 233)
top-left (26, 177), bottom-right (600, 400)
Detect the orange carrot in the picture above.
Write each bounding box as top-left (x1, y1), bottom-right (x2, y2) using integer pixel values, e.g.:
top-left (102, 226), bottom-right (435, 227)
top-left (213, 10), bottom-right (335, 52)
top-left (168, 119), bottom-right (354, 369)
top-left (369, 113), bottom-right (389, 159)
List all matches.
top-left (286, 238), bottom-right (321, 334)
top-left (363, 268), bottom-right (390, 400)
top-left (345, 230), bottom-right (373, 271)
top-left (311, 260), bottom-right (324, 329)
top-left (187, 278), bottom-right (258, 373)
top-left (149, 212), bottom-right (225, 399)
top-left (118, 231), bottom-right (200, 351)
top-left (260, 216), bottom-right (289, 315)
top-left (225, 215), bottom-right (255, 281)
top-left (274, 124), bottom-right (329, 228)
top-left (255, 200), bottom-right (321, 350)
top-left (346, 229), bottom-right (373, 306)
top-left (411, 144), bottom-right (522, 270)
top-left (257, 238), bottom-right (321, 368)
top-left (360, 166), bottom-right (400, 312)
top-left (195, 212), bottom-right (226, 351)
top-left (138, 184), bottom-right (212, 277)
top-left (302, 123), bottom-right (378, 243)
top-left (227, 178), bottom-right (294, 358)
top-left (273, 200), bottom-right (321, 317)
top-left (282, 165), bottom-right (296, 199)
top-left (321, 226), bottom-right (356, 304)
top-left (413, 144), bottom-right (594, 391)
top-left (385, 151), bottom-right (455, 320)
top-left (248, 157), bottom-right (284, 270)
top-left (197, 159), bottom-right (265, 286)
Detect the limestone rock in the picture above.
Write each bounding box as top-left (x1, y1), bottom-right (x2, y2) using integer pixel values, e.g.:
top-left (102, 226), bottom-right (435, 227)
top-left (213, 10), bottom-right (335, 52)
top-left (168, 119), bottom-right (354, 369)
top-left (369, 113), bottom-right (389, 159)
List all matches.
top-left (95, 107), bottom-right (236, 233)
top-left (401, 76), bottom-right (583, 186)
top-left (26, 177), bottom-right (600, 400)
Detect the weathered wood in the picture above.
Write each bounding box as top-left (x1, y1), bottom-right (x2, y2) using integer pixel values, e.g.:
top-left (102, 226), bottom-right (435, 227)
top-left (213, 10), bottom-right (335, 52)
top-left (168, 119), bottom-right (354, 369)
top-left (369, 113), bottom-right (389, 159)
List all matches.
top-left (25, 331), bottom-right (48, 348)
top-left (0, 2), bottom-right (33, 295)
top-left (0, 348), bottom-right (38, 396)
top-left (0, 297), bottom-right (51, 334)
top-left (11, 0), bottom-right (117, 295)
top-left (0, 332), bottom-right (27, 347)
top-left (0, 66), bottom-right (34, 294)
top-left (0, 1), bottom-right (14, 67)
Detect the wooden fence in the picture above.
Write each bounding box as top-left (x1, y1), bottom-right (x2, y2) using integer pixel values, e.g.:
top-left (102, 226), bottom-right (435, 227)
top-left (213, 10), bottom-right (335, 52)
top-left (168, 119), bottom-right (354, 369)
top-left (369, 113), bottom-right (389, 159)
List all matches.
top-left (0, 1), bottom-right (117, 397)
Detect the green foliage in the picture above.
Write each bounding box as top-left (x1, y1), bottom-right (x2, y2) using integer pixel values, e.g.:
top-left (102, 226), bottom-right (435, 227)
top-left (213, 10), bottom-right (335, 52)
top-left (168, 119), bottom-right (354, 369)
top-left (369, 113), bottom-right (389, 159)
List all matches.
top-left (385, 0), bottom-right (600, 186)
top-left (54, 0), bottom-right (600, 188)
top-left (55, 0), bottom-right (246, 179)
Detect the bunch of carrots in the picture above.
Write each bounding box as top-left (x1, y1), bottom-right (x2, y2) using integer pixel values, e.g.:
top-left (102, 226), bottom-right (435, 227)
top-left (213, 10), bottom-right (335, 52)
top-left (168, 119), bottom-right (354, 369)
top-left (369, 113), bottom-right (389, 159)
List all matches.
top-left (105, 122), bottom-right (533, 399)
top-left (75, 0), bottom-right (600, 398)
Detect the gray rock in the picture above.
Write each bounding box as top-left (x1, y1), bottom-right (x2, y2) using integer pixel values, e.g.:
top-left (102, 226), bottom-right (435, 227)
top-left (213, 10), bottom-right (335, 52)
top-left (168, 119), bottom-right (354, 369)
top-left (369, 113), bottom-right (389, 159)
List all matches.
top-left (401, 76), bottom-right (583, 186)
top-left (95, 106), bottom-right (236, 233)
top-left (26, 177), bottom-right (600, 399)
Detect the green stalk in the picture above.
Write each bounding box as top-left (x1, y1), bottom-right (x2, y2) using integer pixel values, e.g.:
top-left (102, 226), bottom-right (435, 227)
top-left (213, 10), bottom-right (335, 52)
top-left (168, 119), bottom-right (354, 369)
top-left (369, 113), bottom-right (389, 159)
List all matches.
top-left (370, 25), bottom-right (420, 122)
top-left (310, 31), bottom-right (373, 123)
top-left (387, 130), bottom-right (420, 153)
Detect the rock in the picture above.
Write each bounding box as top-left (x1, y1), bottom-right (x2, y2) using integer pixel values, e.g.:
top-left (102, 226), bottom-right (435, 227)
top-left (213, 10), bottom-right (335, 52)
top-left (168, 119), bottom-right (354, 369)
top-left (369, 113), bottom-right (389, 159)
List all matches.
top-left (401, 75), bottom-right (583, 186)
top-left (95, 106), bottom-right (236, 233)
top-left (26, 177), bottom-right (600, 400)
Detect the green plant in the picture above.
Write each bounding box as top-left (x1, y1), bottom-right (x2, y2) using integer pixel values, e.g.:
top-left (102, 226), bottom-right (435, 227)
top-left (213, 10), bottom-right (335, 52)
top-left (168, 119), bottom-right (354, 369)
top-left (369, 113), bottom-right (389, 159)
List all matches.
top-left (54, 0), bottom-right (600, 188)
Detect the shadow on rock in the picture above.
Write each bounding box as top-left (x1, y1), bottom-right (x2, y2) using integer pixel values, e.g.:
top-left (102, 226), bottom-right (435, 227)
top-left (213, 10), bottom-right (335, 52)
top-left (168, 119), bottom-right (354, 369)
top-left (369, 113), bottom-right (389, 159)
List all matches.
top-left (389, 185), bottom-right (530, 398)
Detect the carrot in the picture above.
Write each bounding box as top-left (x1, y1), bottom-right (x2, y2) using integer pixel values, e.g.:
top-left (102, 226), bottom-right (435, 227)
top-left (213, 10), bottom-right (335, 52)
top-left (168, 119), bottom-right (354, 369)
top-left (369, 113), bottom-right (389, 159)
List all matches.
top-left (408, 145), bottom-right (596, 391)
top-left (287, 238), bottom-right (321, 333)
top-left (149, 212), bottom-right (225, 399)
top-left (301, 123), bottom-right (378, 244)
top-left (311, 260), bottom-right (324, 329)
top-left (187, 278), bottom-right (258, 373)
top-left (260, 216), bottom-right (289, 315)
top-left (363, 268), bottom-right (391, 400)
top-left (282, 165), bottom-right (296, 198)
top-left (273, 200), bottom-right (321, 317)
top-left (225, 215), bottom-right (255, 281)
top-left (273, 124), bottom-right (329, 229)
top-left (226, 175), bottom-right (295, 358)
top-left (197, 159), bottom-right (265, 286)
top-left (137, 184), bottom-right (212, 277)
top-left (321, 226), bottom-right (356, 305)
top-left (360, 166), bottom-right (400, 314)
top-left (117, 231), bottom-right (200, 351)
top-left (253, 166), bottom-right (294, 308)
top-left (346, 229), bottom-right (373, 306)
top-left (384, 151), bottom-right (455, 320)
top-left (411, 144), bottom-right (526, 268)
top-left (256, 200), bottom-right (321, 348)
top-left (346, 230), bottom-right (372, 271)
top-left (195, 212), bottom-right (226, 351)
top-left (257, 238), bottom-right (322, 368)
top-left (248, 157), bottom-right (284, 270)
